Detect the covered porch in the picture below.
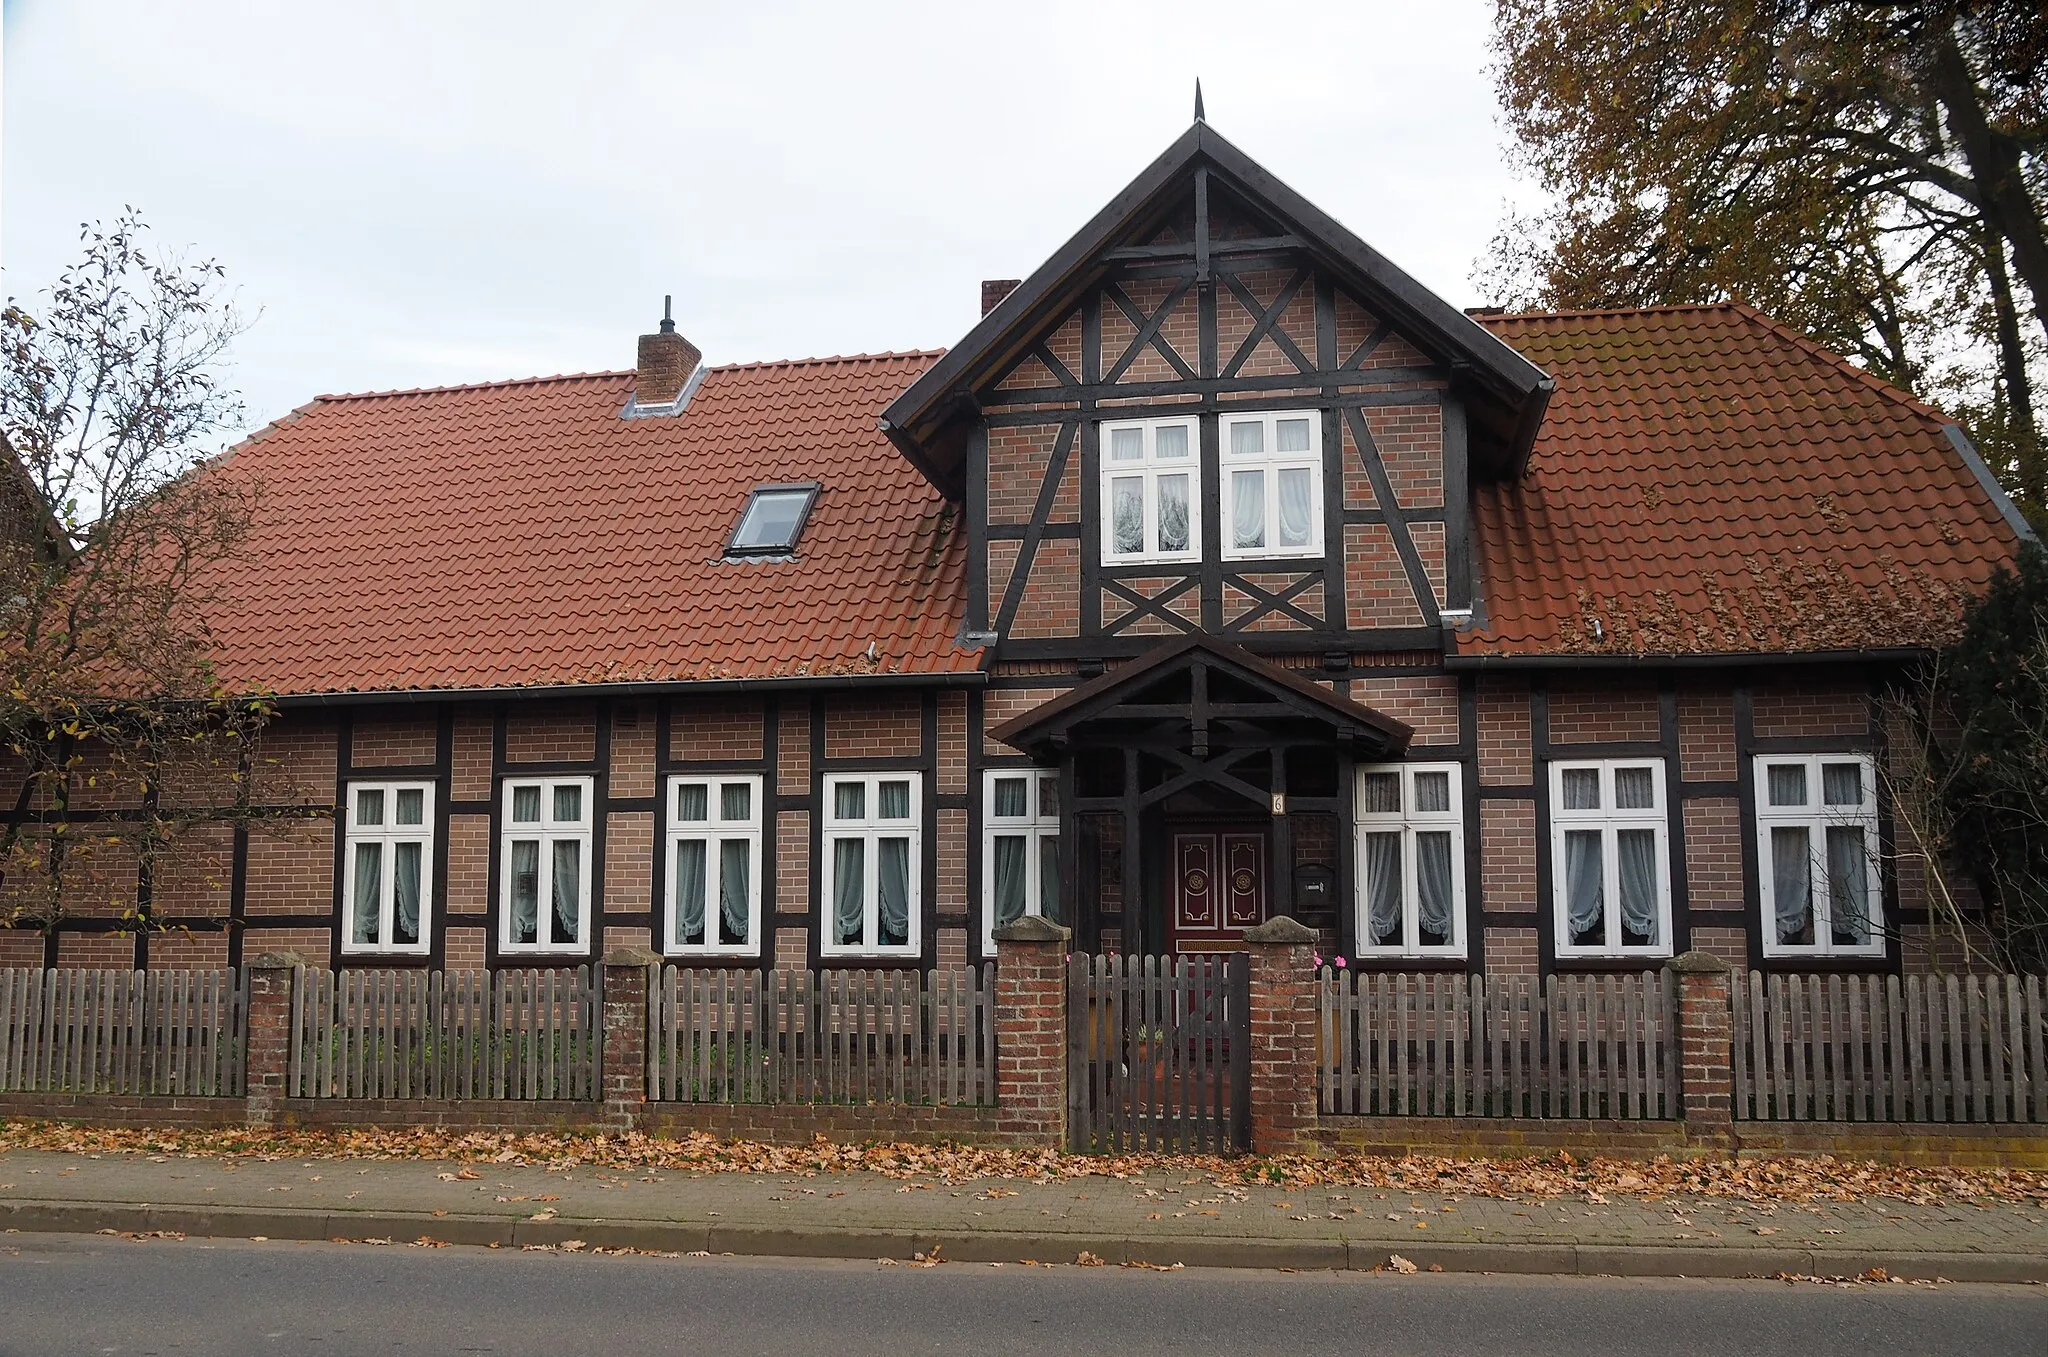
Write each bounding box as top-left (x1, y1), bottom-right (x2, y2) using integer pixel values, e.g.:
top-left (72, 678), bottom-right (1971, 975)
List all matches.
top-left (990, 637), bottom-right (1412, 956)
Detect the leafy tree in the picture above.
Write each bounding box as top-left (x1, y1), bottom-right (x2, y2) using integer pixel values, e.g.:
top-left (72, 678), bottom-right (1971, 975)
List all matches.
top-left (1482, 0), bottom-right (2048, 518)
top-left (1929, 542), bottom-right (2048, 970)
top-left (0, 213), bottom-right (281, 942)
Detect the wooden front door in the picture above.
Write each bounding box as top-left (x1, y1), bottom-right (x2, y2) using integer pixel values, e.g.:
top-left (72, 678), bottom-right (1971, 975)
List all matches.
top-left (1169, 826), bottom-right (1267, 952)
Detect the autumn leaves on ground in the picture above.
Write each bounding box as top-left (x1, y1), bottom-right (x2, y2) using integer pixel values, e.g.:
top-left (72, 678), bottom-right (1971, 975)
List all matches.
top-left (1, 1121), bottom-right (2041, 1206)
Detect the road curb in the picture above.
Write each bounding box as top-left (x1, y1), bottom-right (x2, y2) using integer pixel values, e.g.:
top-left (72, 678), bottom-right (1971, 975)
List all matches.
top-left (2, 1199), bottom-right (2042, 1283)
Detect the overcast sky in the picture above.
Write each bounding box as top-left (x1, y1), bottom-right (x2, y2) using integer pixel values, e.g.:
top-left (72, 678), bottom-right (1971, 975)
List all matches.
top-left (3, 1), bottom-right (1526, 437)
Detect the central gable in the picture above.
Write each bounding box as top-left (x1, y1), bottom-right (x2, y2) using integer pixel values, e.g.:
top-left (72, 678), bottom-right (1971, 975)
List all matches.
top-left (882, 121), bottom-right (1552, 500)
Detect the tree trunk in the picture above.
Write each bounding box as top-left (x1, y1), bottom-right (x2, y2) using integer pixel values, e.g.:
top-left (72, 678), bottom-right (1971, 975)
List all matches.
top-left (1982, 215), bottom-right (2045, 509)
top-left (1927, 21), bottom-right (2048, 346)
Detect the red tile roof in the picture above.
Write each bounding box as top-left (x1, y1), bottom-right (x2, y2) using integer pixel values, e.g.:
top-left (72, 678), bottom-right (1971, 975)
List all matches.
top-left (195, 303), bottom-right (2026, 695)
top-left (1464, 304), bottom-right (2028, 658)
top-left (196, 353), bottom-right (972, 696)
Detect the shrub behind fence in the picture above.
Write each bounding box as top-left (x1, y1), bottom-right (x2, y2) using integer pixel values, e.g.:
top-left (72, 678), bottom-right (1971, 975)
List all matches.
top-left (649, 966), bottom-right (994, 1106)
top-left (1733, 972), bottom-right (2047, 1123)
top-left (288, 966), bottom-right (598, 1100)
top-left (1319, 970), bottom-right (1680, 1119)
top-left (0, 967), bottom-right (245, 1096)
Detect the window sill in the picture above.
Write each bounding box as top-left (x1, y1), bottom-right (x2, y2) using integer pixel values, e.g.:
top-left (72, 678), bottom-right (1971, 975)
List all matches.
top-left (1102, 554), bottom-right (1201, 569)
top-left (1551, 953), bottom-right (1674, 971)
top-left (1756, 952), bottom-right (1893, 970)
top-left (1221, 547), bottom-right (1324, 563)
top-left (1344, 955), bottom-right (1471, 972)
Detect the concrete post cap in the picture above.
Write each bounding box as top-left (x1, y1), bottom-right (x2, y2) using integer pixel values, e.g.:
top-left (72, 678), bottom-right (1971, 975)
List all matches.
top-left (246, 951), bottom-right (309, 970)
top-left (992, 916), bottom-right (1071, 944)
top-left (603, 946), bottom-right (664, 968)
top-left (1665, 949), bottom-right (1732, 975)
top-left (1242, 916), bottom-right (1318, 945)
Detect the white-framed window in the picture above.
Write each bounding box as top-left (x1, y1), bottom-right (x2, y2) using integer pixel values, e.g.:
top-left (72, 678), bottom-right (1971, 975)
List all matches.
top-left (983, 768), bottom-right (1060, 953)
top-left (499, 776), bottom-right (593, 954)
top-left (1354, 763), bottom-right (1465, 958)
top-left (664, 775), bottom-right (762, 957)
top-left (1550, 759), bottom-right (1672, 958)
top-left (1100, 414), bottom-right (1199, 565)
top-left (341, 781), bottom-right (435, 955)
top-left (1221, 409), bottom-right (1322, 560)
top-left (1754, 754), bottom-right (1883, 957)
top-left (821, 773), bottom-right (921, 957)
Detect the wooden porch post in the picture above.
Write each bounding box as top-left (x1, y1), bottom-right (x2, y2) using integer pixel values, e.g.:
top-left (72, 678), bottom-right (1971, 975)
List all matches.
top-left (1122, 746), bottom-right (1143, 956)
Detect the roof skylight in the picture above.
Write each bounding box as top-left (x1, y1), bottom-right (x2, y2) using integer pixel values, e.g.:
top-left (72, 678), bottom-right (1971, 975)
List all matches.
top-left (726, 483), bottom-right (818, 557)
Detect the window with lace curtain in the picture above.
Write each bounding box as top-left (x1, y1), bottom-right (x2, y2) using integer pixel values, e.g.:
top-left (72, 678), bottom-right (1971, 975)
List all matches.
top-left (1754, 754), bottom-right (1883, 958)
top-left (1354, 763), bottom-right (1465, 957)
top-left (821, 773), bottom-right (921, 957)
top-left (1549, 759), bottom-right (1672, 958)
top-left (982, 769), bottom-right (1059, 953)
top-left (1220, 410), bottom-right (1322, 560)
top-left (665, 775), bottom-right (762, 957)
top-left (341, 781), bottom-right (434, 956)
top-left (499, 776), bottom-right (593, 955)
top-left (1099, 414), bottom-right (1200, 565)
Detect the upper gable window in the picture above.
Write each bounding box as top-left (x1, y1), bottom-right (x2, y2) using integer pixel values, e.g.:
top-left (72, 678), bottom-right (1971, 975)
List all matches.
top-left (1100, 415), bottom-right (1199, 565)
top-left (1222, 411), bottom-right (1322, 560)
top-left (727, 484), bottom-right (818, 557)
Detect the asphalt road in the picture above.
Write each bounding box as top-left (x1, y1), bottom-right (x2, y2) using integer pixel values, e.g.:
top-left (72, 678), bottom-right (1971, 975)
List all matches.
top-left (1, 1233), bottom-right (2040, 1357)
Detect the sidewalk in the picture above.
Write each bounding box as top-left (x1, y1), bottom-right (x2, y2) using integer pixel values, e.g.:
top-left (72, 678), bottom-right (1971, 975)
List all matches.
top-left (2, 1143), bottom-right (2044, 1282)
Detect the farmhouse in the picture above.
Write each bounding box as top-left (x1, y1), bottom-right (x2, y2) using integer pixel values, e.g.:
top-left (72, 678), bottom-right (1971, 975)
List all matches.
top-left (2, 115), bottom-right (2029, 986)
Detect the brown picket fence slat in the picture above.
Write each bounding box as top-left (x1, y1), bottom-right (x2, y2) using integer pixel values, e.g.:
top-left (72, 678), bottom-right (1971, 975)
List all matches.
top-left (1317, 969), bottom-right (1677, 1119)
top-left (1732, 971), bottom-right (2046, 1123)
top-left (646, 966), bottom-right (994, 1106)
top-left (0, 968), bottom-right (245, 1096)
top-left (289, 967), bottom-right (596, 1100)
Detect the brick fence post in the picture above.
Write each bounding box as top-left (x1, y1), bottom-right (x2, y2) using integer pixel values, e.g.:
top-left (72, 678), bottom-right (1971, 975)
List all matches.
top-left (1667, 950), bottom-right (1735, 1148)
top-left (242, 952), bottom-right (305, 1127)
top-left (601, 947), bottom-right (661, 1131)
top-left (1243, 917), bottom-right (1320, 1157)
top-left (993, 916), bottom-right (1070, 1149)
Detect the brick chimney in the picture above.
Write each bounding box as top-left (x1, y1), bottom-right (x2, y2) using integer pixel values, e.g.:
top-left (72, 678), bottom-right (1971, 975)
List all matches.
top-left (635, 296), bottom-right (701, 406)
top-left (981, 279), bottom-right (1022, 316)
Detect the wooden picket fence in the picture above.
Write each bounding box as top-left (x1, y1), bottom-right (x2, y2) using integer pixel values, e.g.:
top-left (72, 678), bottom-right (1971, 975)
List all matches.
top-left (1319, 970), bottom-right (1680, 1119)
top-left (0, 968), bottom-right (246, 1096)
top-left (288, 967), bottom-right (599, 1100)
top-left (648, 967), bottom-right (995, 1106)
top-left (1733, 972), bottom-right (2048, 1123)
top-left (1067, 953), bottom-right (1249, 1154)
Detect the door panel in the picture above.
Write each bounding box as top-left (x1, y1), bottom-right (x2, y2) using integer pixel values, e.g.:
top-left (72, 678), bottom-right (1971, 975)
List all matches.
top-left (1169, 826), bottom-right (1267, 951)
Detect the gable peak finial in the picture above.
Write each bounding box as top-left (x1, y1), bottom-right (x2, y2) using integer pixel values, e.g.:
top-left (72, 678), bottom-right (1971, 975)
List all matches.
top-left (659, 293), bottom-right (675, 335)
top-left (1194, 79), bottom-right (1205, 122)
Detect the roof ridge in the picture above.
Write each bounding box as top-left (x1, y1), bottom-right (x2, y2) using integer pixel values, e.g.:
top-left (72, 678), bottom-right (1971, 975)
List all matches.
top-left (1478, 302), bottom-right (1739, 323)
top-left (711, 350), bottom-right (946, 372)
top-left (1725, 303), bottom-right (1951, 427)
top-left (316, 370), bottom-right (633, 402)
top-left (310, 351), bottom-right (949, 404)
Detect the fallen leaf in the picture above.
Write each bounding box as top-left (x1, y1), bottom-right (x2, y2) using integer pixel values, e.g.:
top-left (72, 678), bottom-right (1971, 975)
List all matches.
top-left (1389, 1254), bottom-right (1418, 1274)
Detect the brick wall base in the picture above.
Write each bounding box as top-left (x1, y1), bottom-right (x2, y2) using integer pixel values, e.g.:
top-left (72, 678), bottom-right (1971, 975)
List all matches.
top-left (1314, 1115), bottom-right (2048, 1168)
top-left (0, 1094), bottom-right (1016, 1145)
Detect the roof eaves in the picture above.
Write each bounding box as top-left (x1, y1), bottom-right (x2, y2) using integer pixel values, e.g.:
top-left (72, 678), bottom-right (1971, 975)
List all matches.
top-left (266, 668), bottom-right (989, 709)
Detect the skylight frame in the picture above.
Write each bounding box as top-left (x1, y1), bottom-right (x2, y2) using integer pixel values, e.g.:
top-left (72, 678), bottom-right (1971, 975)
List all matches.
top-left (724, 482), bottom-right (821, 559)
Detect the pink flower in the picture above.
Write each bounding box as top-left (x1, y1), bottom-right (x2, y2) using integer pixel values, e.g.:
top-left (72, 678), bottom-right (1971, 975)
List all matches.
top-left (1334, 956), bottom-right (1349, 968)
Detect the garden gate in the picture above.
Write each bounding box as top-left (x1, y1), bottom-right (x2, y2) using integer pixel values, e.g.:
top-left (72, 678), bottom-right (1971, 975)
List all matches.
top-left (1067, 952), bottom-right (1249, 1153)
